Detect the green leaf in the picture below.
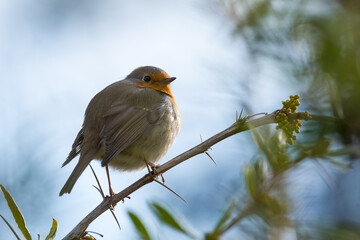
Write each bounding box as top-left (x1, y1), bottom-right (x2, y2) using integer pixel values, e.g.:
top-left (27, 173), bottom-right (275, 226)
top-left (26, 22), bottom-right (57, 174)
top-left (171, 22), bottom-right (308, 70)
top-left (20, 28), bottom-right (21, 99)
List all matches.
top-left (45, 218), bottom-right (58, 240)
top-left (245, 165), bottom-right (258, 198)
top-left (0, 184), bottom-right (32, 240)
top-left (150, 202), bottom-right (191, 236)
top-left (85, 237), bottom-right (96, 240)
top-left (213, 202), bottom-right (236, 233)
top-left (128, 211), bottom-right (152, 240)
top-left (0, 214), bottom-right (21, 240)
top-left (205, 233), bottom-right (220, 240)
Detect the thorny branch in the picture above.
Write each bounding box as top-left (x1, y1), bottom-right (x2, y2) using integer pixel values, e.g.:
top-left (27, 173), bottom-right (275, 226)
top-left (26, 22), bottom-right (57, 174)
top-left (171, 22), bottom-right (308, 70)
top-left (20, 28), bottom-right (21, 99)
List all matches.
top-left (63, 111), bottom-right (335, 240)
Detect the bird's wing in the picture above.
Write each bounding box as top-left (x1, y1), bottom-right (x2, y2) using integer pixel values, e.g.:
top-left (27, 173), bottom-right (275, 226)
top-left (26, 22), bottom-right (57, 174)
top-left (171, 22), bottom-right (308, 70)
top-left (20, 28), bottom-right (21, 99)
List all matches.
top-left (62, 128), bottom-right (84, 167)
top-left (99, 103), bottom-right (161, 166)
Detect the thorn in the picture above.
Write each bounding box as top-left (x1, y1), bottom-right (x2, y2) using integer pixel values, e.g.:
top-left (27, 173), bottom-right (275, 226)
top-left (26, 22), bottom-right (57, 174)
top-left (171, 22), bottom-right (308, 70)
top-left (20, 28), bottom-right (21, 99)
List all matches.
top-left (236, 109), bottom-right (244, 121)
top-left (89, 164), bottom-right (105, 198)
top-left (110, 209), bottom-right (121, 230)
top-left (121, 195), bottom-right (131, 203)
top-left (92, 185), bottom-right (104, 198)
top-left (153, 178), bottom-right (187, 203)
top-left (205, 151), bottom-right (217, 165)
top-left (201, 134), bottom-right (215, 163)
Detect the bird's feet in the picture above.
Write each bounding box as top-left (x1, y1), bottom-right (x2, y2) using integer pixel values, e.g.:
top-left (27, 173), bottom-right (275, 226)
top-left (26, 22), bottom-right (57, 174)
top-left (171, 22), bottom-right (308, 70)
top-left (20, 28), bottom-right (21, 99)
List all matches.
top-left (147, 162), bottom-right (165, 183)
top-left (108, 185), bottom-right (116, 198)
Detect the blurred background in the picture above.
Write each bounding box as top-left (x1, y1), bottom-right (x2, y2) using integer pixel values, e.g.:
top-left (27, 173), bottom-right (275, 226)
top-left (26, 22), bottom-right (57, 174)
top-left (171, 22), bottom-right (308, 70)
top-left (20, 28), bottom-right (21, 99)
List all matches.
top-left (1, 0), bottom-right (359, 239)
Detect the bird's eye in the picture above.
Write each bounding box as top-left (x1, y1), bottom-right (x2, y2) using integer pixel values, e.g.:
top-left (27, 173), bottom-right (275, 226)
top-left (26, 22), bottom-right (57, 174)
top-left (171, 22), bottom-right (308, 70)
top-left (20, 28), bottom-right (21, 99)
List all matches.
top-left (143, 76), bottom-right (151, 82)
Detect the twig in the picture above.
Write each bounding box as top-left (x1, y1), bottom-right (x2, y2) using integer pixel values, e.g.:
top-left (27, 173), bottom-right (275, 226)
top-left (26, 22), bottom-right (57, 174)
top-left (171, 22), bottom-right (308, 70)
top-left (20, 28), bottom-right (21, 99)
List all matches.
top-left (62, 111), bottom-right (329, 240)
top-left (0, 214), bottom-right (21, 240)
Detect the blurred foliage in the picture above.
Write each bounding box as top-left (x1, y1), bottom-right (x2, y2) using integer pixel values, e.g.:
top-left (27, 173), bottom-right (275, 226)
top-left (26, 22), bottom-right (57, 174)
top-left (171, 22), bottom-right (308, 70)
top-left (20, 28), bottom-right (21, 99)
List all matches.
top-left (128, 125), bottom-right (360, 239)
top-left (0, 184), bottom-right (57, 240)
top-left (128, 211), bottom-right (152, 240)
top-left (45, 219), bottom-right (58, 240)
top-left (0, 184), bottom-right (32, 240)
top-left (128, 0), bottom-right (360, 238)
top-left (128, 203), bottom-right (199, 240)
top-left (219, 0), bottom-right (360, 148)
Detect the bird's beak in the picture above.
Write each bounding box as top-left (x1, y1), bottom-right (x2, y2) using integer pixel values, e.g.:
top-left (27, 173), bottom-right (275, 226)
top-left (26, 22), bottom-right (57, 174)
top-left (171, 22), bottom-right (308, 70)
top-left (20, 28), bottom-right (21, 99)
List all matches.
top-left (162, 77), bottom-right (176, 84)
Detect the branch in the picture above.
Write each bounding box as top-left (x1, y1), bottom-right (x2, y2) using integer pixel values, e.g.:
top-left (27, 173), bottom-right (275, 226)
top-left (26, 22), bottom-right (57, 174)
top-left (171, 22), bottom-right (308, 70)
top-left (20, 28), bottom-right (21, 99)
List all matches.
top-left (62, 111), bottom-right (332, 239)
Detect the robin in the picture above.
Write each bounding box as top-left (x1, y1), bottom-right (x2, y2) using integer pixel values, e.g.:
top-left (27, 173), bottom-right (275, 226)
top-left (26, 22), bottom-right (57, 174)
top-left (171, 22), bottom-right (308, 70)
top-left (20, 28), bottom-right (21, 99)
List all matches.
top-left (59, 66), bottom-right (181, 196)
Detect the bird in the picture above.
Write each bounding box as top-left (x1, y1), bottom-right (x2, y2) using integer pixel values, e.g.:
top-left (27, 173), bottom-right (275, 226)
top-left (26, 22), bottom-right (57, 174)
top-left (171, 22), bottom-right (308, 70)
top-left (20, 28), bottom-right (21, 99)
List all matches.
top-left (59, 66), bottom-right (181, 196)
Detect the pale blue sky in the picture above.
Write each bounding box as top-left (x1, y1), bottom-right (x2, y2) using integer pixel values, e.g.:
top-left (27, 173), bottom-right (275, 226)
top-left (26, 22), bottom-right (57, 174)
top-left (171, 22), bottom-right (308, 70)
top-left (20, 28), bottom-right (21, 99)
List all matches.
top-left (0, 1), bottom-right (313, 239)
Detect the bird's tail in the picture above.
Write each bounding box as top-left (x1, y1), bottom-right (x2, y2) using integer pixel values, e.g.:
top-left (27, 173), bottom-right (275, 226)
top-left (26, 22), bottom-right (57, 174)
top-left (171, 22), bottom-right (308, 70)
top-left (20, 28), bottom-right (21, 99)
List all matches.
top-left (59, 155), bottom-right (92, 196)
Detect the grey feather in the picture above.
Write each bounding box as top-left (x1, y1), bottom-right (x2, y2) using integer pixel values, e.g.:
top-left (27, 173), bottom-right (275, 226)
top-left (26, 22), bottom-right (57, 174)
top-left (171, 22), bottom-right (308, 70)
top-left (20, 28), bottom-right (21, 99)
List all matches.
top-left (62, 128), bottom-right (84, 167)
top-left (59, 150), bottom-right (96, 196)
top-left (100, 104), bottom-right (157, 166)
